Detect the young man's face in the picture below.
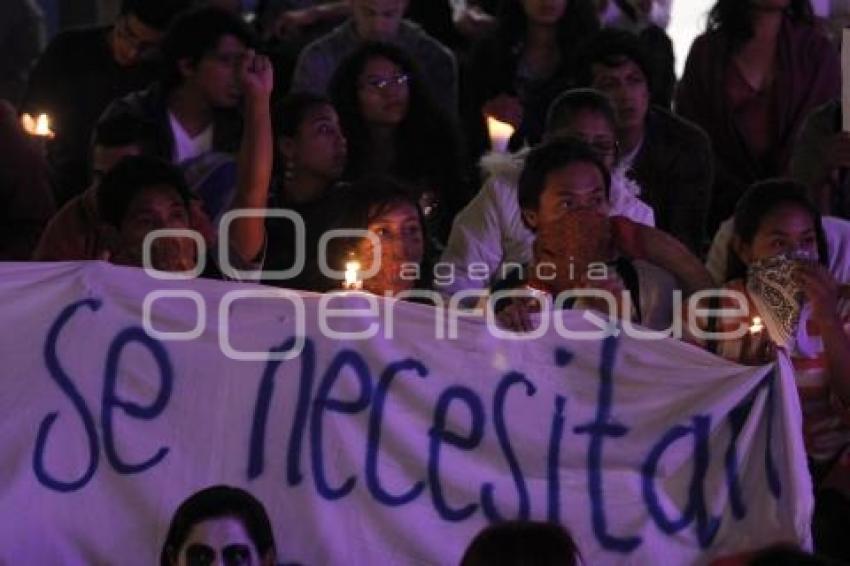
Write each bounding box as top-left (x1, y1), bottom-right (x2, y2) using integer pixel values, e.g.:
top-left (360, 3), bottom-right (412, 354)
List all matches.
top-left (350, 0), bottom-right (408, 42)
top-left (185, 35), bottom-right (249, 109)
top-left (590, 59), bottom-right (650, 135)
top-left (118, 184), bottom-right (195, 271)
top-left (523, 162), bottom-right (610, 231)
top-left (111, 13), bottom-right (162, 67)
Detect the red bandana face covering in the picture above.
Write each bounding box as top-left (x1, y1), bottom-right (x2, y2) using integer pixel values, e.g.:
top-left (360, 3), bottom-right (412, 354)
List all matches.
top-left (529, 210), bottom-right (614, 294)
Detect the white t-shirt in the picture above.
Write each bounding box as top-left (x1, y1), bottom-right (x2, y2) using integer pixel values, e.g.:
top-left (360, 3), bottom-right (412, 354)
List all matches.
top-left (168, 112), bottom-right (214, 164)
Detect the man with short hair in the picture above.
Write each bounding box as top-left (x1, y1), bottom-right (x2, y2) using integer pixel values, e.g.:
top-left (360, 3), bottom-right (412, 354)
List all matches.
top-left (576, 29), bottom-right (713, 255)
top-left (291, 0), bottom-right (458, 114)
top-left (22, 0), bottom-right (192, 205)
top-left (97, 6), bottom-right (255, 166)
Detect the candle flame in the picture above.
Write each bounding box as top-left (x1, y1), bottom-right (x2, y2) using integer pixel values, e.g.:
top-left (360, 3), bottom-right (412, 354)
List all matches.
top-left (344, 260), bottom-right (362, 290)
top-left (486, 116), bottom-right (515, 153)
top-left (21, 113), bottom-right (54, 138)
top-left (749, 316), bottom-right (764, 334)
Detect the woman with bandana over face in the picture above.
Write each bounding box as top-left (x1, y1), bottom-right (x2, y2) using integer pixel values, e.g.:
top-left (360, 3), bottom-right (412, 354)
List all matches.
top-left (686, 180), bottom-right (850, 560)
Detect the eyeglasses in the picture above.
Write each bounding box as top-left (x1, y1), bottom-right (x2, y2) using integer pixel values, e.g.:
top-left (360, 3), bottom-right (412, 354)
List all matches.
top-left (185, 543), bottom-right (252, 566)
top-left (114, 16), bottom-right (158, 57)
top-left (361, 73), bottom-right (410, 92)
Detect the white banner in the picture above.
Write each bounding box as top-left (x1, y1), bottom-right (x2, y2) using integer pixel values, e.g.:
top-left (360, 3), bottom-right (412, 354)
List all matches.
top-left (0, 262), bottom-right (813, 565)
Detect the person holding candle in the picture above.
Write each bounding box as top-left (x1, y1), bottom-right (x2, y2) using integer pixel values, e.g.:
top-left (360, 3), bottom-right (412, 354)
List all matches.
top-left (329, 42), bottom-right (469, 244)
top-left (440, 88), bottom-right (656, 297)
top-left (461, 0), bottom-right (599, 160)
top-left (317, 176), bottom-right (432, 296)
top-left (685, 180), bottom-right (850, 559)
top-left (21, 0), bottom-right (192, 206)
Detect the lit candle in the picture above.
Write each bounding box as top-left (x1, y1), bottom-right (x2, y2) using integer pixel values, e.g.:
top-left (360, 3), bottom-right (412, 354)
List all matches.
top-left (344, 259), bottom-right (362, 290)
top-left (749, 316), bottom-right (764, 335)
top-left (486, 115), bottom-right (515, 153)
top-left (21, 113), bottom-right (54, 138)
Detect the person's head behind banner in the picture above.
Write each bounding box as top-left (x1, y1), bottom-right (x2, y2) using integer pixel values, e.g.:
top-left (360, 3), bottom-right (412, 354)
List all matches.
top-left (160, 485), bottom-right (276, 566)
top-left (460, 520), bottom-right (581, 566)
top-left (97, 155), bottom-right (196, 271)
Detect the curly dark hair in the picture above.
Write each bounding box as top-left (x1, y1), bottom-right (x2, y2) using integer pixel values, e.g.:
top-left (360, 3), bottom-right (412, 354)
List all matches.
top-left (708, 0), bottom-right (814, 50)
top-left (328, 42), bottom-right (468, 239)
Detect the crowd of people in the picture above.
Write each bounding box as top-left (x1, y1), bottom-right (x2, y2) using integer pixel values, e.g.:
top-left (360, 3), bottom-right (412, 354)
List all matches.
top-left (3, 0), bottom-right (850, 562)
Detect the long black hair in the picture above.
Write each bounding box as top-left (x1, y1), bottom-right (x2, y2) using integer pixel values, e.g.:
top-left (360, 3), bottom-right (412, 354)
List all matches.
top-left (727, 178), bottom-right (827, 282)
top-left (329, 42), bottom-right (467, 239)
top-left (708, 0), bottom-right (814, 50)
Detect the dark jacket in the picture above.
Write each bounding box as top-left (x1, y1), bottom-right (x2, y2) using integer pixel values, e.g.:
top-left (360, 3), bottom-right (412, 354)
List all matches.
top-left (676, 17), bottom-right (840, 233)
top-left (630, 107), bottom-right (714, 255)
top-left (97, 83), bottom-right (243, 163)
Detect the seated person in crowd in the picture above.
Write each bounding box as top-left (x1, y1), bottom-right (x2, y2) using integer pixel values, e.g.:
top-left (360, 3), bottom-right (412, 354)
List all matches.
top-left (462, 0), bottom-right (599, 158)
top-left (330, 42), bottom-right (469, 243)
top-left (684, 181), bottom-right (850, 559)
top-left (705, 213), bottom-right (850, 286)
top-left (790, 97), bottom-right (850, 219)
top-left (460, 520), bottom-right (581, 566)
top-left (497, 137), bottom-right (712, 331)
top-left (676, 0), bottom-right (839, 235)
top-left (65, 50), bottom-right (273, 274)
top-left (264, 92), bottom-right (349, 289)
top-left (22, 0), bottom-right (191, 205)
top-left (0, 99), bottom-right (54, 260)
top-left (316, 176), bottom-right (432, 296)
top-left (34, 114), bottom-right (151, 261)
top-left (160, 485), bottom-right (276, 566)
top-left (440, 88), bottom-right (655, 295)
top-left (577, 29), bottom-right (714, 255)
top-left (98, 6), bottom-right (255, 166)
top-left (290, 0), bottom-right (458, 115)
